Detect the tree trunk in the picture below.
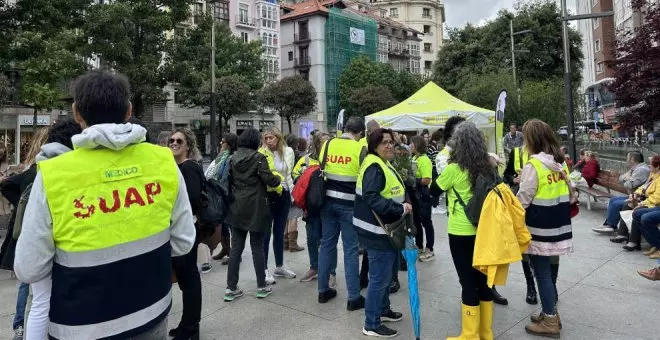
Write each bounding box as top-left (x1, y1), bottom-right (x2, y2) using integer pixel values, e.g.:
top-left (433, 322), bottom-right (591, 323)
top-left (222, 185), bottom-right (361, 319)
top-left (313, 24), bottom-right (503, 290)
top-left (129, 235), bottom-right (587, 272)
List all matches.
top-left (287, 117), bottom-right (292, 134)
top-left (33, 107), bottom-right (38, 131)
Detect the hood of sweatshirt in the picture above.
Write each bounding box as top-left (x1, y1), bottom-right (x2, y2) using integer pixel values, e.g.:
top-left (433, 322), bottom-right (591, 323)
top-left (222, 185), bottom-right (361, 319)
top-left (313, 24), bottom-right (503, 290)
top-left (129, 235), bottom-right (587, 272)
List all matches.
top-left (71, 123), bottom-right (146, 151)
top-left (532, 152), bottom-right (564, 172)
top-left (35, 142), bottom-right (73, 163)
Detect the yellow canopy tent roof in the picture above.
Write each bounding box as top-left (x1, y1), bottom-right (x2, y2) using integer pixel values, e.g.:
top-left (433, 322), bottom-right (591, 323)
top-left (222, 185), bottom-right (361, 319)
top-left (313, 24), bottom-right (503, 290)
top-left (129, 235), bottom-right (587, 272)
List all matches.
top-left (366, 82), bottom-right (495, 131)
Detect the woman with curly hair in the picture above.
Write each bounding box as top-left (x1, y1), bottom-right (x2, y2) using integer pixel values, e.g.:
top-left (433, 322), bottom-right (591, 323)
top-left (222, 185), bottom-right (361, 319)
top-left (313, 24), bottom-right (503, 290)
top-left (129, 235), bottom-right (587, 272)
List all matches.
top-left (437, 121), bottom-right (495, 340)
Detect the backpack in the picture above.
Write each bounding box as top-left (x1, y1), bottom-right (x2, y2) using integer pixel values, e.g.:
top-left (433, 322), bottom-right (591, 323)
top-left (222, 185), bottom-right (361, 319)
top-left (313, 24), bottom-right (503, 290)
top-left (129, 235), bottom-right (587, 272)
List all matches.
top-left (452, 171), bottom-right (503, 227)
top-left (306, 139), bottom-right (333, 214)
top-left (198, 159), bottom-right (231, 228)
top-left (292, 162), bottom-right (320, 210)
top-left (12, 183), bottom-right (33, 240)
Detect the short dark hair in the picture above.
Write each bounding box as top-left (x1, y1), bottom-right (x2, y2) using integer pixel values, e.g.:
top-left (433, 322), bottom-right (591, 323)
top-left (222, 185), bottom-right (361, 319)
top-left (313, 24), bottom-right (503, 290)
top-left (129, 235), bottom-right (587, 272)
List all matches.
top-left (444, 116), bottom-right (466, 142)
top-left (223, 132), bottom-right (238, 154)
top-left (431, 129), bottom-right (443, 142)
top-left (238, 128), bottom-right (261, 150)
top-left (628, 151), bottom-right (644, 164)
top-left (411, 135), bottom-right (427, 154)
top-left (47, 117), bottom-right (82, 150)
top-left (345, 116), bottom-right (365, 134)
top-left (421, 129), bottom-right (429, 136)
top-left (367, 128), bottom-right (394, 155)
top-left (128, 117), bottom-right (150, 142)
top-left (73, 71), bottom-right (130, 126)
top-left (285, 134), bottom-right (299, 149)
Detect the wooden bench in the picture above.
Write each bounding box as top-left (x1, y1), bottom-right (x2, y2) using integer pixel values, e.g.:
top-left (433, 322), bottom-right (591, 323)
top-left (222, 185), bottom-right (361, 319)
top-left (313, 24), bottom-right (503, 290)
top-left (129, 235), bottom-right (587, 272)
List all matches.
top-left (576, 170), bottom-right (629, 210)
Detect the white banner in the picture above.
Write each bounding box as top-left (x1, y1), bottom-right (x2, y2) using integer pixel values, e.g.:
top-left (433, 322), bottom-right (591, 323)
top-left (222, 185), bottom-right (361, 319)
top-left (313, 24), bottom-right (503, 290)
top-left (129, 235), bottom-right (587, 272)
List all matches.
top-left (350, 27), bottom-right (365, 46)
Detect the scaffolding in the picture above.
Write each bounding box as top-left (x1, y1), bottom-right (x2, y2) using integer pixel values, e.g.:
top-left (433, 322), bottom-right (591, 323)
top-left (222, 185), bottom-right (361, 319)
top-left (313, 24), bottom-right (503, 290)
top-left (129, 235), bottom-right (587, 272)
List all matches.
top-left (325, 7), bottom-right (377, 130)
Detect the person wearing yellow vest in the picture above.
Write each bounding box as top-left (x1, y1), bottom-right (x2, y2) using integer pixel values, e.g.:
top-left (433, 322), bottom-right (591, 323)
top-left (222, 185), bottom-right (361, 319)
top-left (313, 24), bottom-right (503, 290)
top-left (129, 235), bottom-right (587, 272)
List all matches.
top-left (354, 128), bottom-right (410, 338)
top-left (517, 119), bottom-right (574, 339)
top-left (436, 121), bottom-right (495, 340)
top-left (410, 136), bottom-right (435, 262)
top-left (317, 116), bottom-right (365, 309)
top-left (13, 71), bottom-right (196, 340)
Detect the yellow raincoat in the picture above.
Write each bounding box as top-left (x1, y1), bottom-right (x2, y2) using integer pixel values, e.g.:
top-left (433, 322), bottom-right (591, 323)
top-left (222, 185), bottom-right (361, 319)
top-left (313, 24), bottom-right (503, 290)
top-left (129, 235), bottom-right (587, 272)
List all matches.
top-left (473, 183), bottom-right (531, 287)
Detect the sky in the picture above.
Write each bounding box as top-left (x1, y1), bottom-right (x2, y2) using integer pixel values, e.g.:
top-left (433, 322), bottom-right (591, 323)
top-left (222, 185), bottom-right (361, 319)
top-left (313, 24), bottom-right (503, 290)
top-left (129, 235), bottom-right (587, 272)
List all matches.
top-left (443, 0), bottom-right (577, 29)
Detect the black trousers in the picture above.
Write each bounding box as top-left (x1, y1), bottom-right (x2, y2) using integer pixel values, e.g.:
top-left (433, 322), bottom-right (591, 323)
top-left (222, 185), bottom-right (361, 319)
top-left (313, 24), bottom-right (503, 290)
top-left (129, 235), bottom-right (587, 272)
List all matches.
top-left (448, 234), bottom-right (493, 306)
top-left (227, 227), bottom-right (267, 289)
top-left (413, 193), bottom-right (435, 251)
top-left (172, 240), bottom-right (202, 331)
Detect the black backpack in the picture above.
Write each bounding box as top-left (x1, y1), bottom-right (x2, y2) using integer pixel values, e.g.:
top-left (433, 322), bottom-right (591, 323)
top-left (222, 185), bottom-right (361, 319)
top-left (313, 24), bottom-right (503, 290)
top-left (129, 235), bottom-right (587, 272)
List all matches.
top-left (306, 139), bottom-right (332, 214)
top-left (452, 171), bottom-right (503, 227)
top-left (198, 160), bottom-right (231, 227)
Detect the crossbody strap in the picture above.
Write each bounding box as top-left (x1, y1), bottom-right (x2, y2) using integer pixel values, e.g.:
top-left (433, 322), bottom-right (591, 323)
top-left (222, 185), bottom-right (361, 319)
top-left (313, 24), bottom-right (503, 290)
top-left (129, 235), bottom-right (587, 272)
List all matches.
top-left (320, 139), bottom-right (332, 171)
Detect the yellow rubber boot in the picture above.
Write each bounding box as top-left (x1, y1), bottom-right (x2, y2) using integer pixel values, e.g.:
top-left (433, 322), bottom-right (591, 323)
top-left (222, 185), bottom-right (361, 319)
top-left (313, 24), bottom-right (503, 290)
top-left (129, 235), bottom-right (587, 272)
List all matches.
top-left (447, 304), bottom-right (480, 340)
top-left (479, 301), bottom-right (494, 340)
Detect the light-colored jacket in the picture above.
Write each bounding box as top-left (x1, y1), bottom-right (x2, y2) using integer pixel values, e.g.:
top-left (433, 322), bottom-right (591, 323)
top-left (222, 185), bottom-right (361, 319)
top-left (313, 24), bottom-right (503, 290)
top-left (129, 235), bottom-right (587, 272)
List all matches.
top-left (619, 162), bottom-right (650, 191)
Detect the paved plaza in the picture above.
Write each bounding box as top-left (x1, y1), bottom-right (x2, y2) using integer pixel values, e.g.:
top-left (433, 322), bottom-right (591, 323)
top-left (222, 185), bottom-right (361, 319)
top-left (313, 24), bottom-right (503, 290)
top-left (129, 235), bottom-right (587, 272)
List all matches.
top-left (1, 201), bottom-right (659, 340)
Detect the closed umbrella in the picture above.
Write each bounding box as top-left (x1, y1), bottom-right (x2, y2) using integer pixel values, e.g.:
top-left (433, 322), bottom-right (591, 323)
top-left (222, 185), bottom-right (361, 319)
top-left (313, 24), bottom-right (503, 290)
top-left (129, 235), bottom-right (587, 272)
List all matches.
top-left (401, 234), bottom-right (421, 340)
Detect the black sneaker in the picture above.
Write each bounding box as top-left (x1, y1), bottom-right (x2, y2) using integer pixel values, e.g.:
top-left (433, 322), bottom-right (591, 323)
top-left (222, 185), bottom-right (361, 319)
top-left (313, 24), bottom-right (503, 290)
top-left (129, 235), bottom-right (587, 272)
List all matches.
top-left (362, 325), bottom-right (398, 338)
top-left (318, 288), bottom-right (337, 303)
top-left (381, 309), bottom-right (403, 322)
top-left (347, 295), bottom-right (366, 311)
top-left (389, 280), bottom-right (400, 294)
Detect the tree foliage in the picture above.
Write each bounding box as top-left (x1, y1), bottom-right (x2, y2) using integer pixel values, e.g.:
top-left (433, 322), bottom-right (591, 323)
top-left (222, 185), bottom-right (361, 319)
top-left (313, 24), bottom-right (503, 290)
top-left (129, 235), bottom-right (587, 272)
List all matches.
top-left (260, 76), bottom-right (317, 133)
top-left (345, 85), bottom-right (397, 119)
top-left (339, 56), bottom-right (424, 117)
top-left (433, 0), bottom-right (583, 95)
top-left (0, 74), bottom-right (10, 105)
top-left (215, 75), bottom-right (251, 132)
top-left (608, 0), bottom-right (660, 127)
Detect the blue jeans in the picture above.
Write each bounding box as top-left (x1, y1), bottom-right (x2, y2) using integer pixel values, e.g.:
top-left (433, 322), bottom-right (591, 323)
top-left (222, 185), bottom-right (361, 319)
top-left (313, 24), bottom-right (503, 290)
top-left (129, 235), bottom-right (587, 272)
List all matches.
top-left (265, 190), bottom-right (291, 268)
top-left (364, 247), bottom-right (396, 329)
top-left (638, 207), bottom-right (660, 249)
top-left (318, 201), bottom-right (360, 301)
top-left (528, 255), bottom-right (556, 315)
top-left (13, 282), bottom-right (29, 330)
top-left (306, 213), bottom-right (337, 274)
top-left (605, 196), bottom-right (628, 227)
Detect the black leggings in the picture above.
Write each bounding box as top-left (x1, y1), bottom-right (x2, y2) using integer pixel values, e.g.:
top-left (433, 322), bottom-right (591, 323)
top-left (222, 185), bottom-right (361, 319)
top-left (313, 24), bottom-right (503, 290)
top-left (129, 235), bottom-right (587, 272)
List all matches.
top-left (172, 240), bottom-right (202, 331)
top-left (449, 234), bottom-right (493, 306)
top-left (413, 193), bottom-right (435, 251)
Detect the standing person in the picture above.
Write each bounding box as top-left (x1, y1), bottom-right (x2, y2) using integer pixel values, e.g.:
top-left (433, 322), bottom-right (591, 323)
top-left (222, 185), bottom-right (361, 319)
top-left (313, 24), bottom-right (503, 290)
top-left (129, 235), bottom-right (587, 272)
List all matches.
top-left (0, 128), bottom-right (47, 340)
top-left (517, 119), bottom-right (574, 338)
top-left (354, 128), bottom-right (408, 337)
top-left (14, 71), bottom-right (196, 340)
top-left (503, 123), bottom-right (524, 155)
top-left (168, 128), bottom-right (206, 340)
top-left (410, 136), bottom-right (435, 262)
top-left (224, 128), bottom-right (284, 301)
top-left (435, 116), bottom-right (466, 175)
top-left (427, 129), bottom-right (443, 166)
top-left (437, 122), bottom-right (495, 340)
top-left (260, 127), bottom-right (296, 283)
top-left (285, 134), bottom-right (305, 252)
top-left (317, 116), bottom-right (365, 311)
top-left (158, 131), bottom-right (172, 147)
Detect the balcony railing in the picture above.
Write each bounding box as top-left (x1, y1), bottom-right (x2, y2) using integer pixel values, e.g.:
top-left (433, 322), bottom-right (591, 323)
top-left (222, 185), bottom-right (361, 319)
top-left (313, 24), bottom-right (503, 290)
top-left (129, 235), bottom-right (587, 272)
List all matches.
top-left (294, 56), bottom-right (311, 68)
top-left (388, 47), bottom-right (403, 56)
top-left (422, 13), bottom-right (432, 19)
top-left (236, 15), bottom-right (257, 28)
top-left (294, 31), bottom-right (311, 43)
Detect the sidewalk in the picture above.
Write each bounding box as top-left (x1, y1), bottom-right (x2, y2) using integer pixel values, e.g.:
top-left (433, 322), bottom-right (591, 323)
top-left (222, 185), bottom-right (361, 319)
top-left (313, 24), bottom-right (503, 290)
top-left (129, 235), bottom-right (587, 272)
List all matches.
top-left (1, 201), bottom-right (658, 339)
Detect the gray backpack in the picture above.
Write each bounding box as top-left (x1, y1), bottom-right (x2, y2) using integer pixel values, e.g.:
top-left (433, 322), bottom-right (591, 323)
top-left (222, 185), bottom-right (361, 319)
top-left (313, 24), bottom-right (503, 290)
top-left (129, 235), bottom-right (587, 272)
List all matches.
top-left (12, 183), bottom-right (33, 240)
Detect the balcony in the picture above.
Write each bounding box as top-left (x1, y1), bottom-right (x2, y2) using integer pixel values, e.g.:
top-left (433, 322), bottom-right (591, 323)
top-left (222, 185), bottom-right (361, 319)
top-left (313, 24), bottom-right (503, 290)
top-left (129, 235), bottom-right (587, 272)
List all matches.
top-left (388, 47), bottom-right (403, 56)
top-left (294, 56), bottom-right (311, 69)
top-left (422, 13), bottom-right (432, 19)
top-left (236, 15), bottom-right (257, 29)
top-left (294, 31), bottom-right (311, 44)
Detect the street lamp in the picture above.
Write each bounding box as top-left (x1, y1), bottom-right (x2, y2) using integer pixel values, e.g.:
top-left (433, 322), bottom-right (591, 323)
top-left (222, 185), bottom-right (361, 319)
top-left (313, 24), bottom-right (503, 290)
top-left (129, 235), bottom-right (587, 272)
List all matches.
top-left (509, 20), bottom-right (532, 106)
top-left (560, 0), bottom-right (613, 162)
top-left (209, 1), bottom-right (218, 160)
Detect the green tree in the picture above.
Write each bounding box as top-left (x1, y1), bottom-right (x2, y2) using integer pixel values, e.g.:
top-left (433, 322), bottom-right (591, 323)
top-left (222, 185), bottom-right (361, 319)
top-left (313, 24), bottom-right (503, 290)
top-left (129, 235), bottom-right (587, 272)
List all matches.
top-left (0, 74), bottom-right (9, 105)
top-left (82, 0), bottom-right (193, 118)
top-left (215, 75), bottom-right (251, 132)
top-left (345, 85), bottom-right (397, 118)
top-left (260, 76), bottom-right (317, 133)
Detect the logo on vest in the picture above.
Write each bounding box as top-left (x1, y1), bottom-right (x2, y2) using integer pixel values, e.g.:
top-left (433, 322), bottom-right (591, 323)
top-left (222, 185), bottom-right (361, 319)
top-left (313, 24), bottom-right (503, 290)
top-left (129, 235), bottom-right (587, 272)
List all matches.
top-left (72, 182), bottom-right (162, 219)
top-left (101, 165), bottom-right (143, 182)
top-left (546, 172), bottom-right (566, 185)
top-left (391, 186), bottom-right (403, 197)
top-left (326, 155), bottom-right (352, 165)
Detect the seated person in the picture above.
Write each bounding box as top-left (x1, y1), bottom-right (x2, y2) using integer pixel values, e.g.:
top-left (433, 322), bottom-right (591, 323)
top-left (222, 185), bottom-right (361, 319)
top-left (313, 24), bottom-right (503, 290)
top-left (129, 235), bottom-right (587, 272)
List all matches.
top-left (580, 151), bottom-right (600, 188)
top-left (593, 152), bottom-right (651, 234)
top-left (573, 149), bottom-right (586, 172)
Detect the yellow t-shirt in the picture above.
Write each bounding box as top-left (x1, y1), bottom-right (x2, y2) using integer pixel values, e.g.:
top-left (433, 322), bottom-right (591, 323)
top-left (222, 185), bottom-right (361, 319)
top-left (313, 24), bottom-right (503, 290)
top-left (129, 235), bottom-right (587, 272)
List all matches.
top-left (413, 154), bottom-right (432, 185)
top-left (437, 163), bottom-right (476, 236)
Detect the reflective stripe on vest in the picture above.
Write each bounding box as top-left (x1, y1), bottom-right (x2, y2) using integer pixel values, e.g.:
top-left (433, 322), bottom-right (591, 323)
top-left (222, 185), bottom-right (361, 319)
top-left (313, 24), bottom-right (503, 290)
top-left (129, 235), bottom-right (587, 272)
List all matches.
top-left (321, 137), bottom-right (362, 202)
top-left (353, 216), bottom-right (387, 235)
top-left (39, 143), bottom-right (178, 338)
top-left (514, 147), bottom-right (529, 174)
top-left (526, 157), bottom-right (572, 242)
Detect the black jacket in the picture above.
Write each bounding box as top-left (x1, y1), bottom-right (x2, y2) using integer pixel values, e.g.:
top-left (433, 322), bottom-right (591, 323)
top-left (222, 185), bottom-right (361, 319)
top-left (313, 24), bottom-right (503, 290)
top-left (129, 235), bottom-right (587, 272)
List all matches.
top-left (226, 148), bottom-right (282, 233)
top-left (0, 164), bottom-right (37, 270)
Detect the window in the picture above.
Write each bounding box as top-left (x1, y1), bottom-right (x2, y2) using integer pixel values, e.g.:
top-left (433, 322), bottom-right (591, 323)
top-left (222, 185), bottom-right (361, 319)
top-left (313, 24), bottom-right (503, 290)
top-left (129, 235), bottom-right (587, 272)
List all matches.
top-left (208, 2), bottom-right (229, 21)
top-left (422, 8), bottom-right (431, 18)
top-left (378, 52), bottom-right (388, 63)
top-left (408, 59), bottom-right (420, 74)
top-left (288, 51), bottom-right (293, 61)
top-left (390, 8), bottom-right (398, 18)
top-left (593, 17), bottom-right (600, 29)
top-left (378, 35), bottom-right (388, 51)
top-left (299, 70), bottom-right (309, 80)
top-left (193, 2), bottom-right (203, 24)
top-left (408, 43), bottom-right (419, 56)
top-left (596, 62), bottom-right (603, 73)
top-left (239, 3), bottom-right (249, 24)
top-left (423, 25), bottom-right (431, 34)
top-left (594, 39), bottom-right (601, 52)
top-left (241, 32), bottom-right (249, 43)
top-left (424, 60), bottom-right (432, 69)
top-left (423, 43), bottom-right (432, 52)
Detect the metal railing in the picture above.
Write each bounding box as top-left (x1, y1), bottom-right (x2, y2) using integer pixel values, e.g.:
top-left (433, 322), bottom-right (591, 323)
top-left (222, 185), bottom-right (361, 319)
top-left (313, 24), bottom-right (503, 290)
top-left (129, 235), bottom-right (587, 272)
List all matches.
top-left (294, 56), bottom-right (311, 67)
top-left (294, 31), bottom-right (310, 43)
top-left (236, 15), bottom-right (256, 27)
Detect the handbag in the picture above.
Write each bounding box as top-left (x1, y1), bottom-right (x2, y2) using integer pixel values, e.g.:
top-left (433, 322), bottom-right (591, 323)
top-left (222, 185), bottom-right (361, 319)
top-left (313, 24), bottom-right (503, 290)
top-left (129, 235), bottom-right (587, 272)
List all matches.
top-left (558, 170), bottom-right (580, 218)
top-left (371, 211), bottom-right (415, 250)
top-left (306, 139), bottom-right (332, 213)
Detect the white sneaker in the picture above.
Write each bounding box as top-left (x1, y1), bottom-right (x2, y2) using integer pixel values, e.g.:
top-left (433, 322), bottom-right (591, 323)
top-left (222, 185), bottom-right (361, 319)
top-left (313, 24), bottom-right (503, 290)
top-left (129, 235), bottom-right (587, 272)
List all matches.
top-left (329, 274), bottom-right (337, 289)
top-left (13, 326), bottom-right (23, 340)
top-left (592, 226), bottom-right (616, 234)
top-left (420, 249), bottom-right (435, 262)
top-left (273, 265), bottom-right (296, 279)
top-left (265, 269), bottom-right (276, 285)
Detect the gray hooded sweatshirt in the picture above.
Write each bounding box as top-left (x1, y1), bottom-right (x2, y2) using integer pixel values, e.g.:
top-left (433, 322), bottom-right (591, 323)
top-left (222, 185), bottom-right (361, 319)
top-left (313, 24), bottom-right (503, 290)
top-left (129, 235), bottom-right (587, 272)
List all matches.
top-left (14, 123), bottom-right (196, 283)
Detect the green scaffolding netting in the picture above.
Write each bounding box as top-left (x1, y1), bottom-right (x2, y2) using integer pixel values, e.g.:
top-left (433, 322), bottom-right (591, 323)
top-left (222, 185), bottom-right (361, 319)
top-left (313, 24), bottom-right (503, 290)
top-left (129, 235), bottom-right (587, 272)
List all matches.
top-left (325, 7), bottom-right (378, 130)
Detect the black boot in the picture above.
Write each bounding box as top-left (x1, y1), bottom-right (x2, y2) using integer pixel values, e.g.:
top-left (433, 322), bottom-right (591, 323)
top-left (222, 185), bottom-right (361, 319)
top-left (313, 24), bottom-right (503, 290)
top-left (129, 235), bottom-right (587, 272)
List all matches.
top-left (522, 260), bottom-right (538, 305)
top-left (172, 325), bottom-right (199, 340)
top-left (492, 286), bottom-right (508, 305)
top-left (389, 279), bottom-right (400, 294)
top-left (551, 262), bottom-right (559, 303)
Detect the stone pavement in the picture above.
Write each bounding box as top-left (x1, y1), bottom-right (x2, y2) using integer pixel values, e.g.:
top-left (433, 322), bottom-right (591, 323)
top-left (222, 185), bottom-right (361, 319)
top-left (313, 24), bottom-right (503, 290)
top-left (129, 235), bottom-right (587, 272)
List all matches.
top-left (1, 201), bottom-right (659, 340)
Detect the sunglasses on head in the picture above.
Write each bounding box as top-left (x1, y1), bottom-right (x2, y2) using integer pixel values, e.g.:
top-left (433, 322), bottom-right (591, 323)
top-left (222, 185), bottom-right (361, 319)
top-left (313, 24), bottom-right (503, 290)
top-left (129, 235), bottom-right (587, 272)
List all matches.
top-left (169, 138), bottom-right (184, 145)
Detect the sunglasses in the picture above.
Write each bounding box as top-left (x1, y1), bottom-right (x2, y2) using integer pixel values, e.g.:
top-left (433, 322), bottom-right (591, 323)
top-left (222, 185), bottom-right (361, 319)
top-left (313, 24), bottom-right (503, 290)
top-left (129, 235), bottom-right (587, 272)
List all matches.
top-left (169, 138), bottom-right (185, 145)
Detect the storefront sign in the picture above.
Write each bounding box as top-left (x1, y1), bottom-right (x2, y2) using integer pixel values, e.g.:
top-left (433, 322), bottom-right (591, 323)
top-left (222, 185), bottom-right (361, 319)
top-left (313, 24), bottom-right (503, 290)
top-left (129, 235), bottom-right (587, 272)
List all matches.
top-left (236, 120), bottom-right (254, 128)
top-left (19, 115), bottom-right (51, 126)
top-left (259, 120), bottom-right (275, 128)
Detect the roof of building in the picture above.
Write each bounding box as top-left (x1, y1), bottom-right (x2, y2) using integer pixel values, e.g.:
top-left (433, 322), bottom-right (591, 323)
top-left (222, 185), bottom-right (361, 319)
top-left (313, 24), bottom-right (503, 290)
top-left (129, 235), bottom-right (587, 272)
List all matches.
top-left (281, 0), bottom-right (329, 21)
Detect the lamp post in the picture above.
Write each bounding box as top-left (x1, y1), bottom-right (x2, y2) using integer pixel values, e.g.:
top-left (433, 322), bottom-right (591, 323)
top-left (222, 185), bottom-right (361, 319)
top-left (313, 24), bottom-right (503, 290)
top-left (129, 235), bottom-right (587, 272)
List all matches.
top-left (560, 0), bottom-right (613, 162)
top-left (509, 20), bottom-right (532, 106)
top-left (209, 1), bottom-right (218, 160)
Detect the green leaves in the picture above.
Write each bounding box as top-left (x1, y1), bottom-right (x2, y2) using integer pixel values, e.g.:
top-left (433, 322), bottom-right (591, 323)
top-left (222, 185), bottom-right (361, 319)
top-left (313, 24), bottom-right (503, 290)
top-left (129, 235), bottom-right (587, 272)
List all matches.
top-left (345, 85), bottom-right (397, 118)
top-left (260, 76), bottom-right (317, 133)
